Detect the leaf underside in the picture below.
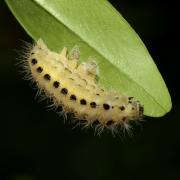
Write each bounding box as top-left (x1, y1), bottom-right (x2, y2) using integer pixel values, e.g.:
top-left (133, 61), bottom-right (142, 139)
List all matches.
top-left (5, 0), bottom-right (172, 117)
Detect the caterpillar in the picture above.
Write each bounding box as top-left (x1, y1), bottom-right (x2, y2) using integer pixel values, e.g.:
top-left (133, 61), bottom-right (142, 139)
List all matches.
top-left (22, 39), bottom-right (143, 134)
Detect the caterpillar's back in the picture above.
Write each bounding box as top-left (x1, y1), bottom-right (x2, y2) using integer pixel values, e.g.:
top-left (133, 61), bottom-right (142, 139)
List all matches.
top-left (24, 39), bottom-right (143, 134)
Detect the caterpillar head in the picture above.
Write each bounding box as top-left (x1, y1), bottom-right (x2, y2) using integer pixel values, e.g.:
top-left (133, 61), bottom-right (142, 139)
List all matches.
top-left (125, 99), bottom-right (144, 122)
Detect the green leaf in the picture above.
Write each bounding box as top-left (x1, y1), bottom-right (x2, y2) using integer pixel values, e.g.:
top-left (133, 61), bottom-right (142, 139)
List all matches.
top-left (5, 0), bottom-right (172, 117)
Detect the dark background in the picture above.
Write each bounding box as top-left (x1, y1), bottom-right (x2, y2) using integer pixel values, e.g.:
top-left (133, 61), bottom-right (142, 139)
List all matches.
top-left (0, 0), bottom-right (179, 180)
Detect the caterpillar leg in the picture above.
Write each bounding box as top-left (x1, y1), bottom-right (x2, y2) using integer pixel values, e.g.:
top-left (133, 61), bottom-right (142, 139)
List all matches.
top-left (69, 46), bottom-right (80, 60)
top-left (36, 39), bottom-right (48, 50)
top-left (59, 47), bottom-right (68, 66)
top-left (84, 59), bottom-right (99, 77)
top-left (35, 39), bottom-right (69, 66)
top-left (76, 59), bottom-right (99, 83)
top-left (68, 47), bottom-right (80, 70)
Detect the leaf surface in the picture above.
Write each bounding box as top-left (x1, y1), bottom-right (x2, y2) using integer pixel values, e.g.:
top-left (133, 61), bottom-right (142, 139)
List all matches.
top-left (5, 0), bottom-right (172, 116)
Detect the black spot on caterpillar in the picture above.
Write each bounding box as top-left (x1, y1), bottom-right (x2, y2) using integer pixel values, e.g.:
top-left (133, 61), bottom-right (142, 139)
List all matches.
top-left (21, 39), bottom-right (144, 135)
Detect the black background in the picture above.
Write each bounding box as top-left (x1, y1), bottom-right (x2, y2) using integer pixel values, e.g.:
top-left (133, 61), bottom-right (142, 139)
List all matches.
top-left (0, 0), bottom-right (179, 180)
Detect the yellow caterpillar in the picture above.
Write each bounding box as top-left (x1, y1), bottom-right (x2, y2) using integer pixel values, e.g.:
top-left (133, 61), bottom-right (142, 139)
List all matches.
top-left (23, 39), bottom-right (143, 134)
